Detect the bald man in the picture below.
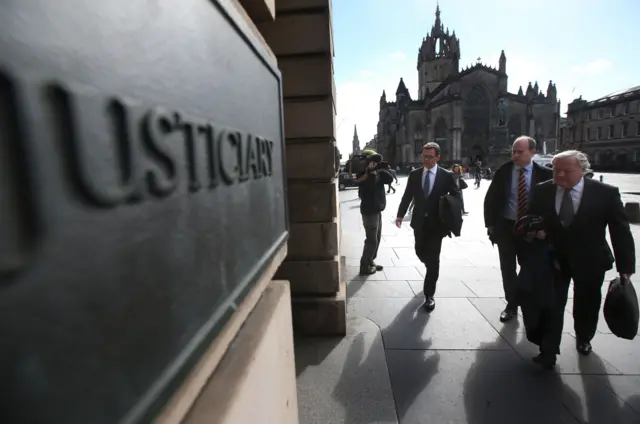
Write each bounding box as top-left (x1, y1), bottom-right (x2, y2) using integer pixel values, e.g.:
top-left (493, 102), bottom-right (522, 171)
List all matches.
top-left (484, 136), bottom-right (553, 322)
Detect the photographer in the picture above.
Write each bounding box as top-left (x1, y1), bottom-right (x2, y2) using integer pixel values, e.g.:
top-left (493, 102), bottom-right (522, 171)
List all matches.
top-left (353, 154), bottom-right (394, 275)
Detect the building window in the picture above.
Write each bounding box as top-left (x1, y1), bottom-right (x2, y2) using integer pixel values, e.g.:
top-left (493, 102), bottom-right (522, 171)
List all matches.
top-left (584, 111), bottom-right (589, 121)
top-left (598, 109), bottom-right (604, 119)
top-left (624, 102), bottom-right (630, 114)
top-left (597, 127), bottom-right (602, 139)
top-left (586, 128), bottom-right (591, 140)
top-left (608, 124), bottom-right (614, 138)
top-left (610, 105), bottom-right (616, 117)
top-left (622, 122), bottom-right (629, 138)
top-left (637, 122), bottom-right (640, 136)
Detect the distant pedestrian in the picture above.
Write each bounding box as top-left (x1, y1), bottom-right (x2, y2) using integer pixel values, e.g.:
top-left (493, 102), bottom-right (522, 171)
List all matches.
top-left (452, 164), bottom-right (468, 215)
top-left (387, 169), bottom-right (398, 193)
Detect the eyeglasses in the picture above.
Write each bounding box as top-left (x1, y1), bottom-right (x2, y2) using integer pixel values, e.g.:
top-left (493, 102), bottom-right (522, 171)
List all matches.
top-left (422, 154), bottom-right (437, 159)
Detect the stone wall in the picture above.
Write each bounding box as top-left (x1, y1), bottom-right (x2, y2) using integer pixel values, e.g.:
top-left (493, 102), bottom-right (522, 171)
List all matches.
top-left (262, 0), bottom-right (346, 336)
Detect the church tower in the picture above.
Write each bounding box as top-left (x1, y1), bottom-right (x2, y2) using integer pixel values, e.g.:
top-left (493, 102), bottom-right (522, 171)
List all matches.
top-left (417, 4), bottom-right (460, 100)
top-left (352, 125), bottom-right (361, 155)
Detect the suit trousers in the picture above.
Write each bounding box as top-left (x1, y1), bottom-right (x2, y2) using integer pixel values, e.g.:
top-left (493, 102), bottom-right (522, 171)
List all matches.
top-left (540, 266), bottom-right (606, 354)
top-left (496, 219), bottom-right (525, 310)
top-left (414, 217), bottom-right (444, 297)
top-left (360, 213), bottom-right (382, 268)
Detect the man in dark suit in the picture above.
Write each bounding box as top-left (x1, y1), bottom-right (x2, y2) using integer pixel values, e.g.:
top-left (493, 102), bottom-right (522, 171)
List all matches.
top-left (528, 150), bottom-right (635, 368)
top-left (396, 142), bottom-right (461, 312)
top-left (484, 136), bottom-right (553, 322)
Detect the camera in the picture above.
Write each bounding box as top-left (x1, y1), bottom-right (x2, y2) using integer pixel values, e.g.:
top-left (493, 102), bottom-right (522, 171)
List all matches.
top-left (346, 154), bottom-right (369, 175)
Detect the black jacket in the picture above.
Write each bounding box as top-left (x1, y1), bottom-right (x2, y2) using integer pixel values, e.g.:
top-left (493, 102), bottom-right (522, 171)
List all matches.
top-left (529, 178), bottom-right (636, 278)
top-left (439, 194), bottom-right (463, 237)
top-left (397, 166), bottom-right (461, 231)
top-left (359, 169), bottom-right (394, 215)
top-left (484, 161), bottom-right (552, 228)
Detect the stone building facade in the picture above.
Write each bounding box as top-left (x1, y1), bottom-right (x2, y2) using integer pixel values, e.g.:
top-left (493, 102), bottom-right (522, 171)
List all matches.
top-left (376, 5), bottom-right (561, 168)
top-left (563, 86), bottom-right (640, 171)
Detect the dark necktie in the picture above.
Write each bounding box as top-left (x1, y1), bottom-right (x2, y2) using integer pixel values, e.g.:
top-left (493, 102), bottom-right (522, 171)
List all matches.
top-left (559, 189), bottom-right (575, 227)
top-left (423, 170), bottom-right (431, 198)
top-left (422, 171), bottom-right (431, 198)
top-left (516, 168), bottom-right (528, 219)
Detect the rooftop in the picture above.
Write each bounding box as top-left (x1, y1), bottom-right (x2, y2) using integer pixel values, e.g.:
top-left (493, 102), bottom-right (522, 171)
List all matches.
top-left (587, 85), bottom-right (640, 106)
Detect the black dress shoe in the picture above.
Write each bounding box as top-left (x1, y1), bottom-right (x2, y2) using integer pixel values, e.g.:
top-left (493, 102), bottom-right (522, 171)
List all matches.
top-left (373, 263), bottom-right (384, 271)
top-left (576, 341), bottom-right (592, 355)
top-left (499, 308), bottom-right (517, 322)
top-left (532, 353), bottom-right (557, 369)
top-left (424, 296), bottom-right (436, 312)
top-left (359, 266), bottom-right (376, 276)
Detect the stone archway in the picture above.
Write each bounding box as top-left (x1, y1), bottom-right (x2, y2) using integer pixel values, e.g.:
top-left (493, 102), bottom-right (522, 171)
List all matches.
top-left (471, 145), bottom-right (485, 163)
top-left (463, 84), bottom-right (491, 156)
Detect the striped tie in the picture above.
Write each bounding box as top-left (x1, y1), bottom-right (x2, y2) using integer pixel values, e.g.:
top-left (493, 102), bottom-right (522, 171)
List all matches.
top-left (517, 168), bottom-right (528, 219)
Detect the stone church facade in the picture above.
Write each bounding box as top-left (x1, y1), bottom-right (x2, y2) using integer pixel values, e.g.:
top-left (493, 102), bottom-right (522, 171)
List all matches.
top-left (376, 6), bottom-right (561, 168)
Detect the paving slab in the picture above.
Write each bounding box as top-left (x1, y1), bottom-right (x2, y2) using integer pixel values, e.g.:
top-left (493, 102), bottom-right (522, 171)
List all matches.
top-left (296, 317), bottom-right (398, 424)
top-left (347, 297), bottom-right (510, 350)
top-left (408, 279), bottom-right (477, 298)
top-left (347, 280), bottom-right (415, 298)
top-left (386, 349), bottom-right (578, 424)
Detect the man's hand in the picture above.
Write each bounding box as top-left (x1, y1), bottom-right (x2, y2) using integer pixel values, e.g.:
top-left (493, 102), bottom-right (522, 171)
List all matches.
top-left (621, 273), bottom-right (632, 282)
top-left (536, 230), bottom-right (546, 240)
top-left (395, 217), bottom-right (403, 228)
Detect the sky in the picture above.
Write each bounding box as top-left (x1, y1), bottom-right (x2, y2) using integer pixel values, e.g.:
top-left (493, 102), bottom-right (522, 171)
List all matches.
top-left (332, 0), bottom-right (640, 156)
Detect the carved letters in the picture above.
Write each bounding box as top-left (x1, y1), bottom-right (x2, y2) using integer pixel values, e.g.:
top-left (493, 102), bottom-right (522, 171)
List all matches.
top-left (9, 72), bottom-right (276, 209)
top-left (0, 70), bottom-right (38, 277)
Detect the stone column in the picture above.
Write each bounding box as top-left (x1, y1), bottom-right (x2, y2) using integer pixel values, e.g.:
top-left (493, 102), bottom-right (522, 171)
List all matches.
top-left (260, 0), bottom-right (345, 336)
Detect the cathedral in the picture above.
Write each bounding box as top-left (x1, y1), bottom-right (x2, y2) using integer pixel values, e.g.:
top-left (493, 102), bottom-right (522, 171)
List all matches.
top-left (376, 5), bottom-right (561, 168)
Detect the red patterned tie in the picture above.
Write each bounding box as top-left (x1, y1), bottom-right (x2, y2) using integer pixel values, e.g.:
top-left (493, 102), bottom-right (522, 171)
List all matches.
top-left (517, 168), bottom-right (528, 219)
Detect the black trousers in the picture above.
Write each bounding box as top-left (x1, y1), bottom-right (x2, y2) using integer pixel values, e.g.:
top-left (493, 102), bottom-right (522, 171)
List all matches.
top-left (540, 266), bottom-right (606, 354)
top-left (414, 217), bottom-right (444, 297)
top-left (496, 219), bottom-right (525, 310)
top-left (360, 213), bottom-right (382, 268)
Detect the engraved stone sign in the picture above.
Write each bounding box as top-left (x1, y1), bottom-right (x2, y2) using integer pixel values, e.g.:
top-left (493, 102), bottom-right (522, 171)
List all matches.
top-left (0, 1), bottom-right (287, 423)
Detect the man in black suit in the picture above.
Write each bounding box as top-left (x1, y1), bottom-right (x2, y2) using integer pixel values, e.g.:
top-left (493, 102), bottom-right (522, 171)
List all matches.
top-left (484, 136), bottom-right (553, 322)
top-left (528, 150), bottom-right (635, 368)
top-left (396, 142), bottom-right (461, 312)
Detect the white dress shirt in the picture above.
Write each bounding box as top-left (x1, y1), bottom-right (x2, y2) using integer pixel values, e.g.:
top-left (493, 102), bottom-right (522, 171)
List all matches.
top-left (555, 177), bottom-right (585, 215)
top-left (422, 166), bottom-right (437, 195)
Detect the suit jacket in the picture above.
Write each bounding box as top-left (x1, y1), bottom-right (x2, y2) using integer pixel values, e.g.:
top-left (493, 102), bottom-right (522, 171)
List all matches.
top-left (484, 161), bottom-right (553, 229)
top-left (529, 179), bottom-right (636, 279)
top-left (397, 166), bottom-right (461, 232)
top-left (439, 194), bottom-right (463, 237)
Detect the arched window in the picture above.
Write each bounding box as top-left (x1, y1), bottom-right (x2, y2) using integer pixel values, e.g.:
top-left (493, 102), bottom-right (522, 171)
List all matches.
top-left (463, 84), bottom-right (491, 151)
top-left (434, 117), bottom-right (449, 159)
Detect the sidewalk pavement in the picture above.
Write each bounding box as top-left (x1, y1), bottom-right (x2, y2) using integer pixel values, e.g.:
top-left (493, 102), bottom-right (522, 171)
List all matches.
top-left (296, 175), bottom-right (640, 424)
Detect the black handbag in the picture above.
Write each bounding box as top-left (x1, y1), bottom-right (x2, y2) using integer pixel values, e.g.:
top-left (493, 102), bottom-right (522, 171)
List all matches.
top-left (603, 277), bottom-right (639, 340)
top-left (459, 179), bottom-right (468, 190)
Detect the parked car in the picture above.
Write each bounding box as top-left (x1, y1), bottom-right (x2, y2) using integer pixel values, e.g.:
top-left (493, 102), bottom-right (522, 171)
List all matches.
top-left (338, 172), bottom-right (358, 190)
